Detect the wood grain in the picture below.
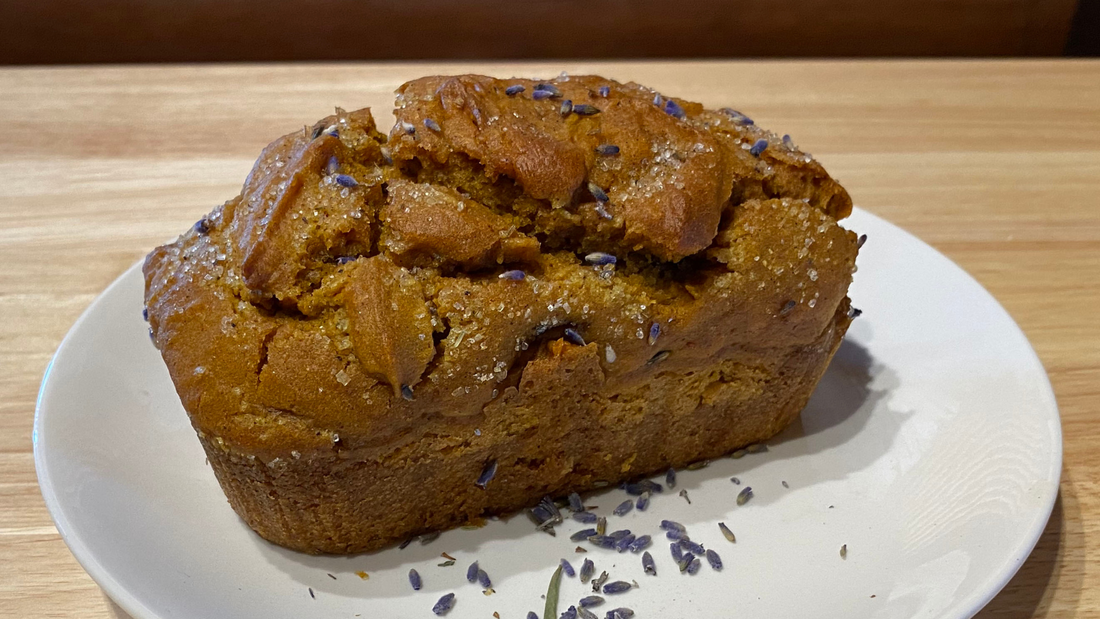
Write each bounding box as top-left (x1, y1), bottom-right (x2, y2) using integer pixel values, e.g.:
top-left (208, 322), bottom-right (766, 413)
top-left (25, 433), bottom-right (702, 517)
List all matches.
top-left (0, 60), bottom-right (1097, 618)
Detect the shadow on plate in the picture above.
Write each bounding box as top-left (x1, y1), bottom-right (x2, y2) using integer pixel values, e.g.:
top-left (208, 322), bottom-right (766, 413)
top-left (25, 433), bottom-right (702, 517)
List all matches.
top-left (250, 338), bottom-right (902, 595)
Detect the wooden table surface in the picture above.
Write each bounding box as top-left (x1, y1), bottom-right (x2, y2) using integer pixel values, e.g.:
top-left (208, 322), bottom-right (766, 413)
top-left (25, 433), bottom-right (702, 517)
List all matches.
top-left (0, 60), bottom-right (1096, 618)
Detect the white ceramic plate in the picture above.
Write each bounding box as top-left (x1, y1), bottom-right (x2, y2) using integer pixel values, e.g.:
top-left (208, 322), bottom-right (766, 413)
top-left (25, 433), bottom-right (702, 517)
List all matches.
top-left (35, 208), bottom-right (1061, 619)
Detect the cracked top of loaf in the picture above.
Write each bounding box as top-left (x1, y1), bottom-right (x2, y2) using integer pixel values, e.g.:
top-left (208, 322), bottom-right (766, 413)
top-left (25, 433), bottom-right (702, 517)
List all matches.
top-left (143, 74), bottom-right (858, 458)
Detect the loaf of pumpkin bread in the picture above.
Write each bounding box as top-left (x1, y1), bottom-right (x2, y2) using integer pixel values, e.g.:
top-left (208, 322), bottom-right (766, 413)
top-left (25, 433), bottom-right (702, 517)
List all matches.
top-left (143, 74), bottom-right (859, 554)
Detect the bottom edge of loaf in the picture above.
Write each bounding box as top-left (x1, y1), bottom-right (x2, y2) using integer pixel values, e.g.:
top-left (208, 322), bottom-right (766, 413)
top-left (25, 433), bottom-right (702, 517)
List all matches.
top-left (199, 305), bottom-right (851, 554)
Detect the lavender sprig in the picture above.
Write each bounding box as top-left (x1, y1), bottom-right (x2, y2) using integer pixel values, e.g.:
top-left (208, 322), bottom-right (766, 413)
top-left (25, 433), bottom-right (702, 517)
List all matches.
top-left (544, 565), bottom-right (564, 619)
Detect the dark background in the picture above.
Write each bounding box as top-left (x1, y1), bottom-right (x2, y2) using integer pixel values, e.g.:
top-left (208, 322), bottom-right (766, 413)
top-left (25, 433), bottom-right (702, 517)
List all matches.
top-left (1, 0), bottom-right (1097, 64)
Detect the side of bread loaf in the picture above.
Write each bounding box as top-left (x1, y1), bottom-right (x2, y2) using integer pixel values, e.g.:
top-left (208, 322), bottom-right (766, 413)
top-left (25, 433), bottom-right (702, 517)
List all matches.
top-left (144, 75), bottom-right (858, 553)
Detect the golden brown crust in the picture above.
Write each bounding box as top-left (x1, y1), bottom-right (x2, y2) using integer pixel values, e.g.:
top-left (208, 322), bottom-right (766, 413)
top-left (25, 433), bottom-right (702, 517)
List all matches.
top-left (143, 74), bottom-right (859, 553)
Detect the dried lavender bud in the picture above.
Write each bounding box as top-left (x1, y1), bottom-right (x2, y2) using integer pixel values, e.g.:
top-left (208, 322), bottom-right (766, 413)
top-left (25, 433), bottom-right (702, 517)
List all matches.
top-left (663, 99), bottom-right (686, 119)
top-left (614, 534), bottom-right (636, 553)
top-left (679, 539), bottom-right (705, 556)
top-left (475, 460), bottom-right (497, 488)
top-left (629, 535), bottom-right (651, 553)
top-left (579, 558), bottom-right (595, 583)
top-left (334, 174), bottom-right (358, 188)
top-left (585, 252), bottom-right (617, 266)
top-left (564, 328), bottom-right (586, 346)
top-left (505, 85), bottom-right (526, 96)
top-left (613, 500), bottom-right (633, 516)
top-left (602, 581), bottom-right (632, 594)
top-left (737, 486), bottom-right (754, 506)
top-left (686, 557), bottom-right (702, 575)
top-left (588, 182), bottom-right (609, 203)
top-left (749, 138), bottom-right (768, 156)
top-left (665, 468), bottom-right (676, 489)
top-left (649, 350), bottom-right (671, 365)
top-left (533, 505), bottom-right (554, 524)
top-left (677, 552), bottom-right (695, 572)
top-left (561, 559), bottom-right (576, 577)
top-left (588, 535), bottom-right (616, 549)
top-left (705, 549), bottom-right (723, 570)
top-left (665, 529), bottom-right (689, 541)
top-left (719, 522), bottom-right (736, 543)
top-left (635, 492), bottom-right (650, 512)
top-left (623, 480), bottom-right (662, 495)
top-left (573, 511), bottom-right (599, 524)
top-left (659, 520), bottom-right (686, 532)
top-left (432, 593), bottom-right (455, 615)
top-left (477, 569), bottom-right (492, 589)
top-left (648, 323), bottom-right (660, 345)
top-left (569, 492), bottom-right (585, 512)
top-left (571, 528), bottom-right (598, 542)
top-left (642, 551), bottom-right (656, 575)
top-left (466, 561), bottom-right (479, 583)
top-left (535, 83), bottom-right (563, 97)
top-left (580, 595), bottom-right (604, 608)
top-left (720, 108), bottom-right (754, 125)
top-left (408, 569), bottom-right (422, 590)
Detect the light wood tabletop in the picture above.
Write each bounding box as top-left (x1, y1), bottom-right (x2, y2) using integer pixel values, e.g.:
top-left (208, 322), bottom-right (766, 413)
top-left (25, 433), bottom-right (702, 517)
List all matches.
top-left (0, 60), bottom-right (1096, 618)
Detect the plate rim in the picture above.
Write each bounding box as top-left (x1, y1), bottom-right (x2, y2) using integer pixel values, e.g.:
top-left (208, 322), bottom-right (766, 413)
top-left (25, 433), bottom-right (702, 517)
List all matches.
top-left (33, 207), bottom-right (1063, 619)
